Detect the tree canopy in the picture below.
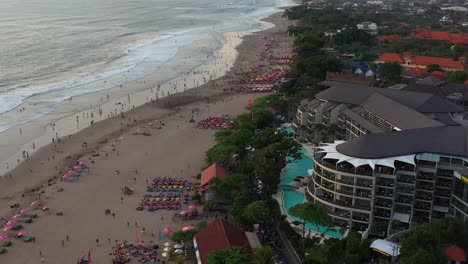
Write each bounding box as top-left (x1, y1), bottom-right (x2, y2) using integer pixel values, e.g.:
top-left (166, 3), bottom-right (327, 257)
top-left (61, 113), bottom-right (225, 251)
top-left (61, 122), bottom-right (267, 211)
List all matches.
top-left (206, 246), bottom-right (250, 264)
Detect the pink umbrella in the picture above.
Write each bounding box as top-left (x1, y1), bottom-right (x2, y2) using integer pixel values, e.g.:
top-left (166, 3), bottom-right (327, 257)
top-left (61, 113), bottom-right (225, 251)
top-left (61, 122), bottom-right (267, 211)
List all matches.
top-left (6, 221), bottom-right (16, 226)
top-left (19, 209), bottom-right (27, 214)
top-left (3, 226), bottom-right (12, 232)
top-left (41, 205), bottom-right (49, 211)
top-left (62, 174), bottom-right (70, 179)
top-left (79, 161), bottom-right (86, 166)
top-left (12, 214), bottom-right (21, 219)
top-left (73, 165), bottom-right (81, 170)
top-left (17, 230), bottom-right (26, 237)
top-left (30, 201), bottom-right (39, 207)
top-left (188, 205), bottom-right (198, 210)
top-left (149, 122), bottom-right (154, 127)
top-left (0, 235), bottom-right (8, 241)
top-left (179, 211), bottom-right (188, 215)
top-left (182, 226), bottom-right (193, 232)
top-left (68, 169), bottom-right (75, 174)
top-left (163, 228), bottom-right (173, 234)
top-left (136, 128), bottom-right (142, 133)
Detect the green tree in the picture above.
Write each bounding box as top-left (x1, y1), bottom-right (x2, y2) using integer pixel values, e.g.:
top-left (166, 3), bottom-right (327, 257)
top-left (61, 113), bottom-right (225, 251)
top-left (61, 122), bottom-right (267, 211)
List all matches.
top-left (289, 203), bottom-right (333, 261)
top-left (207, 246), bottom-right (250, 264)
top-left (210, 173), bottom-right (248, 201)
top-left (447, 70), bottom-right (468, 83)
top-left (171, 230), bottom-right (197, 242)
top-left (243, 201), bottom-right (272, 226)
top-left (379, 62), bottom-right (402, 84)
top-left (426, 64), bottom-right (441, 72)
top-left (251, 246), bottom-right (277, 264)
top-left (231, 191), bottom-right (256, 225)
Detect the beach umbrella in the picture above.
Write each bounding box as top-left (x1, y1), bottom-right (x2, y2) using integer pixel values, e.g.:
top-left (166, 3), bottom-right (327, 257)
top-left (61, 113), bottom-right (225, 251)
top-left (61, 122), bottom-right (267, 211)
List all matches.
top-left (68, 170), bottom-right (75, 175)
top-left (174, 244), bottom-right (183, 249)
top-left (136, 128), bottom-right (142, 133)
top-left (182, 226), bottom-right (193, 232)
top-left (0, 236), bottom-right (8, 241)
top-left (164, 242), bottom-right (172, 247)
top-left (17, 231), bottom-right (26, 237)
top-left (188, 205), bottom-right (198, 210)
top-left (73, 165), bottom-right (81, 170)
top-left (12, 214), bottom-right (21, 219)
top-left (174, 249), bottom-right (183, 254)
top-left (41, 205), bottom-right (49, 211)
top-left (6, 221), bottom-right (16, 226)
top-left (163, 228), bottom-right (173, 234)
top-left (3, 226), bottom-right (12, 232)
top-left (30, 201), bottom-right (39, 207)
top-left (162, 252), bottom-right (168, 258)
top-left (78, 161), bottom-right (86, 166)
top-left (179, 211), bottom-right (188, 215)
top-left (163, 247), bottom-right (171, 252)
top-left (19, 209), bottom-right (27, 214)
top-left (62, 173), bottom-right (70, 179)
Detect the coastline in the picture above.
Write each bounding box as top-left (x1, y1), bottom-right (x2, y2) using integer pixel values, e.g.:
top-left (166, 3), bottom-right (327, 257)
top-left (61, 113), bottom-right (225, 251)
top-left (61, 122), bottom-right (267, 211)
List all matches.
top-left (0, 12), bottom-right (295, 263)
top-left (0, 4), bottom-right (292, 176)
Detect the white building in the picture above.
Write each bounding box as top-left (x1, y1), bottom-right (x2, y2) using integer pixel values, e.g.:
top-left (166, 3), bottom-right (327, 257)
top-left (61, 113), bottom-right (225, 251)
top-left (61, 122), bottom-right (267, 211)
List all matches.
top-left (357, 22), bottom-right (378, 35)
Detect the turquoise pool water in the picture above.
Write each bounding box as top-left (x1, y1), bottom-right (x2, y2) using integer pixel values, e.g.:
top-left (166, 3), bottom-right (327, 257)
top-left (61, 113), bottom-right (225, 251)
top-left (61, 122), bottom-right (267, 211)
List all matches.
top-left (280, 148), bottom-right (313, 185)
top-left (280, 140), bottom-right (343, 238)
top-left (282, 189), bottom-right (343, 238)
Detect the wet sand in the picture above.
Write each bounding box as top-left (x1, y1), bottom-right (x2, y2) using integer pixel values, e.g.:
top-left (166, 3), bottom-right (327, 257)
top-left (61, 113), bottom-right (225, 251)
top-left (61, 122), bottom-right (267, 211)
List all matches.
top-left (0, 12), bottom-right (294, 263)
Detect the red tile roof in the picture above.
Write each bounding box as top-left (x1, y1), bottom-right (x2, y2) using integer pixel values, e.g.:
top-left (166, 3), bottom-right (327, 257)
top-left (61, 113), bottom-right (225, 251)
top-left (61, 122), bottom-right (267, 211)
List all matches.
top-left (412, 56), bottom-right (465, 69)
top-left (431, 70), bottom-right (445, 77)
top-left (376, 35), bottom-right (401, 42)
top-left (414, 30), bottom-right (468, 45)
top-left (376, 53), bottom-right (403, 63)
top-left (194, 219), bottom-right (250, 264)
top-left (199, 162), bottom-right (230, 192)
top-left (442, 245), bottom-right (467, 262)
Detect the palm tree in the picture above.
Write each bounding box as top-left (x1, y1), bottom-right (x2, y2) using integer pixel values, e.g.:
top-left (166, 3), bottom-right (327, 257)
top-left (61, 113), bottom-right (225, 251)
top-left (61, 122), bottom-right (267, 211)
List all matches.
top-left (251, 246), bottom-right (277, 264)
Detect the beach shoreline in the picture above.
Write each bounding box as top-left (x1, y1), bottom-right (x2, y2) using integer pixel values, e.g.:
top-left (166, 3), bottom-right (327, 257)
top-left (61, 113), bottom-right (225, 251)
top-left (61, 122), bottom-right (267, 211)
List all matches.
top-left (0, 11), bottom-right (295, 263)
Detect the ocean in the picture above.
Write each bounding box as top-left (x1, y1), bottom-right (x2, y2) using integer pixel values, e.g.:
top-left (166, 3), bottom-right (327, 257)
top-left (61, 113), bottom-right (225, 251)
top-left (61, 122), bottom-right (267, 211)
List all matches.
top-left (0, 0), bottom-right (294, 134)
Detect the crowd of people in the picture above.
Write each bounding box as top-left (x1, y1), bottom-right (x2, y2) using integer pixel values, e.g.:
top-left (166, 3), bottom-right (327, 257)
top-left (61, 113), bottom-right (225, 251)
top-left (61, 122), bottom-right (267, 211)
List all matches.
top-left (195, 115), bottom-right (233, 130)
top-left (111, 240), bottom-right (159, 264)
top-left (137, 177), bottom-right (192, 212)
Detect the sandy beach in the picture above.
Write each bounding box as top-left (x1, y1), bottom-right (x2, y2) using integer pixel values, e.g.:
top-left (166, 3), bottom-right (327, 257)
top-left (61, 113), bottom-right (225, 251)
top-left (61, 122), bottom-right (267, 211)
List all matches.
top-left (0, 12), bottom-right (294, 263)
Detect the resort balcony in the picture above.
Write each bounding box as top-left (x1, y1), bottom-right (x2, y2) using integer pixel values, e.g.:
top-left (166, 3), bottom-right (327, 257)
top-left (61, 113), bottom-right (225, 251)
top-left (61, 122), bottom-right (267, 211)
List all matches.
top-left (417, 171), bottom-right (435, 181)
top-left (328, 210), bottom-right (351, 219)
top-left (374, 210), bottom-right (391, 218)
top-left (375, 166), bottom-right (395, 175)
top-left (414, 202), bottom-right (431, 211)
top-left (434, 190), bottom-right (451, 198)
top-left (395, 196), bottom-right (413, 205)
top-left (375, 200), bottom-right (393, 208)
top-left (336, 178), bottom-right (355, 186)
top-left (356, 179), bottom-right (373, 188)
top-left (322, 171), bottom-right (336, 181)
top-left (436, 169), bottom-right (454, 179)
top-left (396, 185), bottom-right (415, 195)
top-left (415, 192), bottom-right (432, 201)
top-left (356, 190), bottom-right (372, 199)
top-left (397, 176), bottom-right (415, 185)
top-left (376, 188), bottom-right (394, 198)
top-left (376, 179), bottom-right (395, 188)
top-left (336, 188), bottom-right (354, 196)
top-left (416, 183), bottom-right (434, 192)
top-left (352, 215), bottom-right (370, 222)
top-left (435, 180), bottom-right (452, 189)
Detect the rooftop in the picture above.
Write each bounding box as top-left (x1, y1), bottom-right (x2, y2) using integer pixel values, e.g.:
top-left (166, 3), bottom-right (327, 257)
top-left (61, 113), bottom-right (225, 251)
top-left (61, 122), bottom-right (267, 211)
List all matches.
top-left (336, 126), bottom-right (468, 159)
top-left (194, 219), bottom-right (251, 264)
top-left (199, 162), bottom-right (230, 192)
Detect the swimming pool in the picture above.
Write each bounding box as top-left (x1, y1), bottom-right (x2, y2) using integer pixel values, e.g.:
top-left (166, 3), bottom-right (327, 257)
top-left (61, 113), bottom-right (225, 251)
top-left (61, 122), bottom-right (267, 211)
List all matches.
top-left (280, 148), bottom-right (313, 186)
top-left (280, 142), bottom-right (343, 238)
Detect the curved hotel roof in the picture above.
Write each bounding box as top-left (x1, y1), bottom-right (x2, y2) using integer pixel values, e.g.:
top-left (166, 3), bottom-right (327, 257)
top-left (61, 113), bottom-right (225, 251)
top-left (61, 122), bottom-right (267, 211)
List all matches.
top-left (336, 126), bottom-right (468, 159)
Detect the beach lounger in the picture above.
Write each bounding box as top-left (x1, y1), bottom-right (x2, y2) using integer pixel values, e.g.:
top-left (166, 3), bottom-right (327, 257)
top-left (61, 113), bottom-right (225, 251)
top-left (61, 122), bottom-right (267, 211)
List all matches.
top-left (23, 236), bottom-right (33, 242)
top-left (25, 218), bottom-right (33, 223)
top-left (2, 241), bottom-right (11, 247)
